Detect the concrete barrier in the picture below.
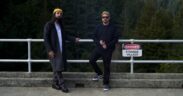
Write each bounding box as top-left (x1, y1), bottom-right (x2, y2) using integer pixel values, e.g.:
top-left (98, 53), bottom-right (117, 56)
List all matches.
top-left (0, 72), bottom-right (183, 88)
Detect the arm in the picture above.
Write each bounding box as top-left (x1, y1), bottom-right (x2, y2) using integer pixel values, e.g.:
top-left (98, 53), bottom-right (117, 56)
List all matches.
top-left (44, 22), bottom-right (55, 59)
top-left (43, 22), bottom-right (52, 52)
top-left (107, 27), bottom-right (119, 48)
top-left (93, 26), bottom-right (101, 46)
top-left (66, 34), bottom-right (80, 43)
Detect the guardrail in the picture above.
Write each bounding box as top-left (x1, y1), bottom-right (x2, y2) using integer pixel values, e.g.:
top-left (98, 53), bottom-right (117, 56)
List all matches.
top-left (1, 39), bottom-right (183, 73)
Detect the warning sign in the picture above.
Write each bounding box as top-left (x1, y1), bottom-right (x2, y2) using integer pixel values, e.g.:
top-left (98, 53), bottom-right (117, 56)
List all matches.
top-left (122, 44), bottom-right (142, 57)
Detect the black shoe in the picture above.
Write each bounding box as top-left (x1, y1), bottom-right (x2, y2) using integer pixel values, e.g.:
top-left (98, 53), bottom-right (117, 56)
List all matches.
top-left (60, 84), bottom-right (69, 93)
top-left (52, 84), bottom-right (60, 90)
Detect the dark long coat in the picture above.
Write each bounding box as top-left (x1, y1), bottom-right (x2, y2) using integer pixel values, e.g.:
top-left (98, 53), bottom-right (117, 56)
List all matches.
top-left (44, 20), bottom-right (75, 72)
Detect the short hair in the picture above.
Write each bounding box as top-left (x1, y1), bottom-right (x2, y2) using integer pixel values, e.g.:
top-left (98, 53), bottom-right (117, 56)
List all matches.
top-left (101, 11), bottom-right (110, 17)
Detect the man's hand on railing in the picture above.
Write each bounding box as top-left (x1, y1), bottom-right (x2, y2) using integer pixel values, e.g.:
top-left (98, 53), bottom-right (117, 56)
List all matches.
top-left (75, 38), bottom-right (80, 43)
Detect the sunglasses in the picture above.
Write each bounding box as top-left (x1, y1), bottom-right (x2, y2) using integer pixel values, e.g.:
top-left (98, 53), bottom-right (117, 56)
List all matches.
top-left (102, 16), bottom-right (109, 19)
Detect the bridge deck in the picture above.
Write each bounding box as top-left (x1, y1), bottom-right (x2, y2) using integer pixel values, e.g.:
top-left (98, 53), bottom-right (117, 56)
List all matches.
top-left (0, 87), bottom-right (182, 96)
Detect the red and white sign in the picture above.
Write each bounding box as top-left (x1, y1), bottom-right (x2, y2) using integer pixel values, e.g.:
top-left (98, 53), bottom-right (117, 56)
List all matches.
top-left (124, 44), bottom-right (140, 50)
top-left (122, 44), bottom-right (142, 57)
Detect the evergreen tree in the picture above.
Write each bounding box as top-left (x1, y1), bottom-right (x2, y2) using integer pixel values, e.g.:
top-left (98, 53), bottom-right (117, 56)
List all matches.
top-left (133, 0), bottom-right (173, 72)
top-left (159, 1), bottom-right (183, 72)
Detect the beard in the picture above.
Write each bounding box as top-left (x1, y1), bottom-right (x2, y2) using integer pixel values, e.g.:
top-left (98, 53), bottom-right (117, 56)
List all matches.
top-left (52, 16), bottom-right (62, 22)
top-left (55, 16), bottom-right (61, 20)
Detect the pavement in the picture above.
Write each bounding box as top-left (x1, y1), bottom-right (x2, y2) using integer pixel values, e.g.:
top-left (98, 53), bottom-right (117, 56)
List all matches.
top-left (0, 87), bottom-right (182, 96)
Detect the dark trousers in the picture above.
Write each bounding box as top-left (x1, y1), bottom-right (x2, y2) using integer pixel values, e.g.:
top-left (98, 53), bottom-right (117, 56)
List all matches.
top-left (89, 48), bottom-right (113, 85)
top-left (52, 71), bottom-right (64, 86)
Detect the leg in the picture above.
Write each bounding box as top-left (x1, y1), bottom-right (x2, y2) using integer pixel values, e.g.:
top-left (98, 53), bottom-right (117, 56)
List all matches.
top-left (89, 48), bottom-right (103, 75)
top-left (55, 71), bottom-right (69, 93)
top-left (53, 71), bottom-right (57, 84)
top-left (53, 71), bottom-right (58, 84)
top-left (52, 71), bottom-right (60, 90)
top-left (55, 71), bottom-right (64, 86)
top-left (102, 51), bottom-right (112, 85)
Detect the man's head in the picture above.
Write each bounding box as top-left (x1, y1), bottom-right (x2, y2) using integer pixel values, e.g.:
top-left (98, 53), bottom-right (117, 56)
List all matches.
top-left (101, 11), bottom-right (110, 25)
top-left (53, 8), bottom-right (63, 20)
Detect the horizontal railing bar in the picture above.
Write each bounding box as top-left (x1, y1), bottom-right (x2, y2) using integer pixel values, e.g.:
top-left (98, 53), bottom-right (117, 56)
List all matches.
top-left (1, 59), bottom-right (183, 63)
top-left (31, 39), bottom-right (94, 42)
top-left (0, 59), bottom-right (28, 62)
top-left (1, 39), bottom-right (183, 43)
top-left (119, 39), bottom-right (183, 43)
top-left (0, 39), bottom-right (30, 42)
top-left (133, 60), bottom-right (183, 63)
top-left (30, 39), bottom-right (43, 42)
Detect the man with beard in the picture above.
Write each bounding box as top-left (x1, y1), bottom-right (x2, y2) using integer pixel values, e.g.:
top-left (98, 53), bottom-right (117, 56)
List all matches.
top-left (44, 8), bottom-right (80, 93)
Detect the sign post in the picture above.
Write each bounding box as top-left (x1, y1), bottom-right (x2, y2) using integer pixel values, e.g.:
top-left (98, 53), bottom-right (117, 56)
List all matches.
top-left (122, 44), bottom-right (142, 74)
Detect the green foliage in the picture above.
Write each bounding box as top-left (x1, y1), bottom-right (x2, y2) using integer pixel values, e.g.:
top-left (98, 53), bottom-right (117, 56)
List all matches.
top-left (158, 1), bottom-right (183, 73)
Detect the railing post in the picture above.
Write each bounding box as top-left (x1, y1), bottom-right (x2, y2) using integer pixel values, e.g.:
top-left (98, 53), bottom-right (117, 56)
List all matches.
top-left (130, 39), bottom-right (134, 74)
top-left (130, 56), bottom-right (134, 74)
top-left (27, 38), bottom-right (31, 73)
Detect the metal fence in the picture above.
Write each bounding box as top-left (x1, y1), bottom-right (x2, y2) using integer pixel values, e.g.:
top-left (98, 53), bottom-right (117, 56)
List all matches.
top-left (1, 39), bottom-right (183, 73)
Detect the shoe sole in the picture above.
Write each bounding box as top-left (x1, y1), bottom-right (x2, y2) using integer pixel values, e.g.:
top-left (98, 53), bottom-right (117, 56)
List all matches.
top-left (103, 89), bottom-right (110, 91)
top-left (103, 89), bottom-right (109, 91)
top-left (92, 79), bottom-right (99, 81)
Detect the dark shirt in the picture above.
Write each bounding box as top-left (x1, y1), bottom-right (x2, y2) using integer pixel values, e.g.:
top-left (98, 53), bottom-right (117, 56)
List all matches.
top-left (93, 23), bottom-right (119, 51)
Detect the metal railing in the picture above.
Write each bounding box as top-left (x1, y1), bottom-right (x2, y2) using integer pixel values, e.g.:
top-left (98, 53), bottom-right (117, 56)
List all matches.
top-left (1, 39), bottom-right (183, 73)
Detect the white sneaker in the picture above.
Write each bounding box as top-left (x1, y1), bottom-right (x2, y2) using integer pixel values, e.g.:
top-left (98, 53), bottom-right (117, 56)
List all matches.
top-left (103, 84), bottom-right (110, 91)
top-left (92, 74), bottom-right (103, 81)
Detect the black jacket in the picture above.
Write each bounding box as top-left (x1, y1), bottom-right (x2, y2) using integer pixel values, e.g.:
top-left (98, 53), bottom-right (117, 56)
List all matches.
top-left (93, 23), bottom-right (119, 51)
top-left (43, 20), bottom-right (75, 71)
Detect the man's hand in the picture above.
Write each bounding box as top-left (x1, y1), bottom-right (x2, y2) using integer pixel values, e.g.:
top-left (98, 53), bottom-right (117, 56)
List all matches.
top-left (100, 40), bottom-right (107, 49)
top-left (48, 51), bottom-right (54, 59)
top-left (75, 37), bottom-right (80, 43)
top-left (102, 44), bottom-right (107, 49)
top-left (100, 40), bottom-right (105, 45)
